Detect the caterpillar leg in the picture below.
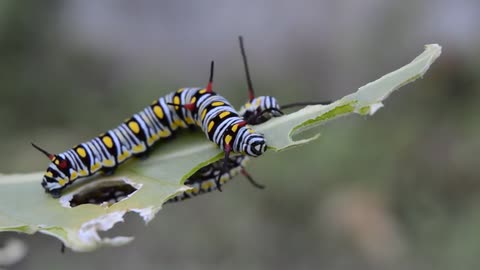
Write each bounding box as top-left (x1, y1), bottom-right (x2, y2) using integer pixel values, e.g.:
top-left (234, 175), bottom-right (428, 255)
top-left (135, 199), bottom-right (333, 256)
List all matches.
top-left (187, 125), bottom-right (198, 132)
top-left (134, 150), bottom-right (150, 160)
top-left (216, 144), bottom-right (232, 192)
top-left (245, 108), bottom-right (284, 125)
top-left (241, 168), bottom-right (265, 189)
top-left (102, 167), bottom-right (116, 176)
top-left (50, 189), bottom-right (61, 199)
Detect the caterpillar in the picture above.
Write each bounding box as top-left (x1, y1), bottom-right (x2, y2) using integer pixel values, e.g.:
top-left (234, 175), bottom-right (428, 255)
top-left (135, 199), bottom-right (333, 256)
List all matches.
top-left (166, 36), bottom-right (331, 202)
top-left (33, 60), bottom-right (270, 198)
top-left (165, 156), bottom-right (251, 203)
top-left (34, 36), bottom-right (329, 199)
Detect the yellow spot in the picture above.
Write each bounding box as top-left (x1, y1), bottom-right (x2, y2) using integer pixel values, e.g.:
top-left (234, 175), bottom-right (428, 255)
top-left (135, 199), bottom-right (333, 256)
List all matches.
top-left (201, 109), bottom-right (207, 120)
top-left (79, 170), bottom-right (88, 176)
top-left (177, 88), bottom-right (185, 93)
top-left (128, 121), bottom-right (141, 134)
top-left (133, 144), bottom-right (146, 153)
top-left (249, 129), bottom-right (254, 133)
top-left (159, 130), bottom-right (171, 138)
top-left (212, 101), bottom-right (224, 106)
top-left (70, 171), bottom-right (78, 180)
top-left (201, 181), bottom-right (214, 191)
top-left (103, 159), bottom-right (115, 166)
top-left (220, 175), bottom-right (228, 184)
top-left (102, 136), bottom-right (114, 148)
top-left (76, 148), bottom-right (87, 158)
top-left (54, 160), bottom-right (60, 165)
top-left (245, 103), bottom-right (251, 109)
top-left (190, 96), bottom-right (197, 104)
top-left (174, 119), bottom-right (185, 128)
top-left (153, 105), bottom-right (164, 119)
top-left (199, 89), bottom-right (207, 94)
top-left (192, 186), bottom-right (200, 193)
top-left (46, 172), bottom-right (53, 178)
top-left (208, 121), bottom-right (215, 132)
top-left (147, 134), bottom-right (159, 145)
top-left (225, 135), bottom-right (232, 145)
top-left (91, 162), bottom-right (101, 172)
top-left (185, 117), bottom-right (194, 124)
top-left (232, 124), bottom-right (239, 132)
top-left (58, 178), bottom-right (66, 186)
top-left (219, 111), bottom-right (230, 119)
top-left (118, 151), bottom-right (130, 163)
top-left (256, 99), bottom-right (261, 106)
top-left (173, 96), bottom-right (181, 105)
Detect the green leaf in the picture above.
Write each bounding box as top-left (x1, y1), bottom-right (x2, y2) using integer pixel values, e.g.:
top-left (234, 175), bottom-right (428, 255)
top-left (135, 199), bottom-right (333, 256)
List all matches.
top-left (0, 44), bottom-right (441, 252)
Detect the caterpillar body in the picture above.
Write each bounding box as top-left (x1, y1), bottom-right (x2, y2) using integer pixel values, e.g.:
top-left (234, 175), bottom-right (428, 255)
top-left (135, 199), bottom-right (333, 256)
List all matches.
top-left (166, 155), bottom-right (250, 203)
top-left (34, 36), bottom-right (329, 200)
top-left (166, 95), bottom-right (294, 202)
top-left (165, 97), bottom-right (281, 202)
top-left (165, 36), bottom-right (331, 203)
top-left (165, 101), bottom-right (280, 202)
top-left (34, 81), bottom-right (268, 198)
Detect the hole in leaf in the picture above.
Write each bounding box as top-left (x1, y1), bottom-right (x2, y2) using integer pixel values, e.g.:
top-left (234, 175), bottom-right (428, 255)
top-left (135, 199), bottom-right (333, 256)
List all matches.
top-left (69, 180), bottom-right (138, 207)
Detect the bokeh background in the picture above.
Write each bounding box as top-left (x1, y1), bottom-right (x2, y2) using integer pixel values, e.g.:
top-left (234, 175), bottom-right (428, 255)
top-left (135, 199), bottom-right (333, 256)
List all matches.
top-left (0, 1), bottom-right (479, 269)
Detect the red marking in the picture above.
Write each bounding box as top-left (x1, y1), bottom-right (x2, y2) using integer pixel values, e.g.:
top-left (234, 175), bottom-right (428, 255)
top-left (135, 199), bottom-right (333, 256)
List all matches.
top-left (48, 154), bottom-right (55, 161)
top-left (248, 89), bottom-right (255, 102)
top-left (184, 103), bottom-right (196, 111)
top-left (59, 160), bottom-right (68, 169)
top-left (237, 120), bottom-right (247, 127)
top-left (206, 82), bottom-right (213, 93)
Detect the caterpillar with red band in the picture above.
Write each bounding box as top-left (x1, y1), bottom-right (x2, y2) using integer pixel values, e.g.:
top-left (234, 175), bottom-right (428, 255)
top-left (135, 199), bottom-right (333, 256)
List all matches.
top-left (33, 61), bottom-right (268, 198)
top-left (34, 36), bottom-right (329, 200)
top-left (166, 36), bottom-right (331, 203)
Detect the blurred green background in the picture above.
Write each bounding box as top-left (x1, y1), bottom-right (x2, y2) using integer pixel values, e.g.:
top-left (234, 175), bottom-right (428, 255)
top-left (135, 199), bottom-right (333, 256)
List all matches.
top-left (0, 1), bottom-right (479, 269)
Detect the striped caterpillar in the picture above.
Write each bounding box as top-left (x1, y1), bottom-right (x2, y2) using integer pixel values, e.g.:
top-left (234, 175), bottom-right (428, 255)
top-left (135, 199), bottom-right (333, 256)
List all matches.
top-left (34, 36), bottom-right (328, 199)
top-left (167, 95), bottom-right (329, 202)
top-left (166, 36), bottom-right (330, 202)
top-left (33, 60), bottom-right (270, 197)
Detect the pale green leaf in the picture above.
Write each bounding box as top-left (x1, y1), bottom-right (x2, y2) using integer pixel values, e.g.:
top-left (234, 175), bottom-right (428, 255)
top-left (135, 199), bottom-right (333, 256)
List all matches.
top-left (0, 44), bottom-right (441, 251)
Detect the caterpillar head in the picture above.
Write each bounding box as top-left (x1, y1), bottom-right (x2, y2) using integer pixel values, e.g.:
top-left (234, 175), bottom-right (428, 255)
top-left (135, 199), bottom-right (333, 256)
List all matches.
top-left (239, 96), bottom-right (283, 125)
top-left (241, 133), bottom-right (267, 157)
top-left (32, 143), bottom-right (70, 198)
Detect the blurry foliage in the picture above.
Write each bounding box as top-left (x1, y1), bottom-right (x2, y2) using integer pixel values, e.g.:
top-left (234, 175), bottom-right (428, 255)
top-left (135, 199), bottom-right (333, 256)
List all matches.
top-left (0, 1), bottom-right (480, 270)
top-left (0, 1), bottom-right (122, 136)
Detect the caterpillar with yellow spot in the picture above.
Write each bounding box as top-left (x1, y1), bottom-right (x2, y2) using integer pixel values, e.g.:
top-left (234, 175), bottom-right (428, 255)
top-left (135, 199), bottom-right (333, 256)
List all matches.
top-left (166, 36), bottom-right (331, 202)
top-left (33, 69), bottom-right (265, 198)
top-left (33, 36), bottom-right (329, 199)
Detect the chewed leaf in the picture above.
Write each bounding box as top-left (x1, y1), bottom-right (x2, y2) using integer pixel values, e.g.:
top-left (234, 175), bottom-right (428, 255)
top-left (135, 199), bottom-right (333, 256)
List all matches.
top-left (256, 44), bottom-right (442, 150)
top-left (0, 44), bottom-right (441, 251)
